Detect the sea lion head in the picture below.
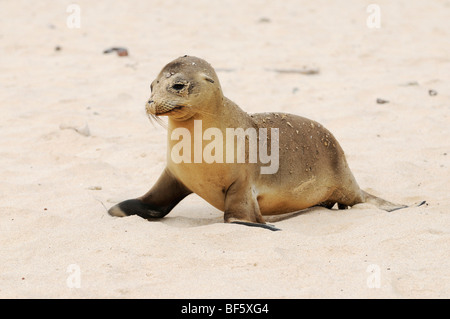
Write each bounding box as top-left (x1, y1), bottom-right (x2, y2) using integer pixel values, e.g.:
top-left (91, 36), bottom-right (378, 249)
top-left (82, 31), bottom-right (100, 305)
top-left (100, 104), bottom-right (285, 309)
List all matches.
top-left (146, 55), bottom-right (221, 122)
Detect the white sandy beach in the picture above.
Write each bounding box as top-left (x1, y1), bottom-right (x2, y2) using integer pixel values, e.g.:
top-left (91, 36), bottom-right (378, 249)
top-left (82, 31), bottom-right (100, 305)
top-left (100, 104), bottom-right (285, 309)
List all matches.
top-left (0, 0), bottom-right (449, 298)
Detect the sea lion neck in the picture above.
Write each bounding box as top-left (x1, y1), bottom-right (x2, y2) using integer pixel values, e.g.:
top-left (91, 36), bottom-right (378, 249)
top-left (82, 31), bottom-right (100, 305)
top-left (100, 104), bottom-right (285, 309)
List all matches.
top-left (167, 96), bottom-right (252, 131)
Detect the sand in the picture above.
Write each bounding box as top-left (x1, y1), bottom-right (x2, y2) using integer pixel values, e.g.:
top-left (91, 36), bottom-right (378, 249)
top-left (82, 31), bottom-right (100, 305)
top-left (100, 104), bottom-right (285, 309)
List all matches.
top-left (0, 0), bottom-right (449, 298)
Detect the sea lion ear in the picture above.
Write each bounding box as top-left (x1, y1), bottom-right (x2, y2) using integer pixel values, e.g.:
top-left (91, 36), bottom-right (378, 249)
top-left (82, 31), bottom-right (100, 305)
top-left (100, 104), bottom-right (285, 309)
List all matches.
top-left (201, 73), bottom-right (215, 84)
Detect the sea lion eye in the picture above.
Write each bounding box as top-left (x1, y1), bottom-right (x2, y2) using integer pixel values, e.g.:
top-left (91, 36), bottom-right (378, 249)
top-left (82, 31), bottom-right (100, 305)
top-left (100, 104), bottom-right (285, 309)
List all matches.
top-left (172, 83), bottom-right (186, 91)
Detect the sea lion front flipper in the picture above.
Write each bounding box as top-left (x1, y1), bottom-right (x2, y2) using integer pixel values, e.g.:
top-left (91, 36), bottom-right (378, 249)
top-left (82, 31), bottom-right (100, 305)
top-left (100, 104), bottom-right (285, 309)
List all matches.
top-left (223, 179), bottom-right (280, 231)
top-left (108, 167), bottom-right (191, 219)
top-left (231, 221), bottom-right (281, 231)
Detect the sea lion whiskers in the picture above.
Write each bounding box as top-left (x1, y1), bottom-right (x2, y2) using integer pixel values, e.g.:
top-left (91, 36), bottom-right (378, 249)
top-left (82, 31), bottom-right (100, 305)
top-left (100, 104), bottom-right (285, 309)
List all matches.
top-left (147, 111), bottom-right (167, 128)
top-left (145, 100), bottom-right (167, 128)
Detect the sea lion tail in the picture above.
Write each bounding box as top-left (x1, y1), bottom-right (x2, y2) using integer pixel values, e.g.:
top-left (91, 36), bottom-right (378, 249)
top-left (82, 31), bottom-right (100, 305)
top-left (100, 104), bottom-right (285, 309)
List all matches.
top-left (361, 190), bottom-right (426, 212)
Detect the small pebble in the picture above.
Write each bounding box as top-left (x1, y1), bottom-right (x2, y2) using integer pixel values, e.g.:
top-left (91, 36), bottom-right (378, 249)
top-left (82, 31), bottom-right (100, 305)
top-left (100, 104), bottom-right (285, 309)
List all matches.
top-left (103, 47), bottom-right (128, 57)
top-left (258, 17), bottom-right (271, 23)
top-left (376, 98), bottom-right (389, 104)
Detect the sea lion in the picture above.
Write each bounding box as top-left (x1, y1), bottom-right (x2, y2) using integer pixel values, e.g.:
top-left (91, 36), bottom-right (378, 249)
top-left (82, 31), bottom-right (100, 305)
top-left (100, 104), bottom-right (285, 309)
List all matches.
top-left (108, 55), bottom-right (422, 231)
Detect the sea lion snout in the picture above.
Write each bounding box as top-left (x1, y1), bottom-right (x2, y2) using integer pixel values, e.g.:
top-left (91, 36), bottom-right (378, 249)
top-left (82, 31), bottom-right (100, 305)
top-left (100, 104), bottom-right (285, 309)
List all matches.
top-left (146, 98), bottom-right (181, 115)
top-left (145, 99), bottom-right (156, 115)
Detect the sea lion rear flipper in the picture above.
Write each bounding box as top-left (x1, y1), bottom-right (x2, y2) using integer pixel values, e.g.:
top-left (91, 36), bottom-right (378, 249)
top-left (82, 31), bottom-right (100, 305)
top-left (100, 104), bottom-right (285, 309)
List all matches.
top-left (361, 190), bottom-right (409, 212)
top-left (416, 200), bottom-right (427, 207)
top-left (108, 167), bottom-right (191, 219)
